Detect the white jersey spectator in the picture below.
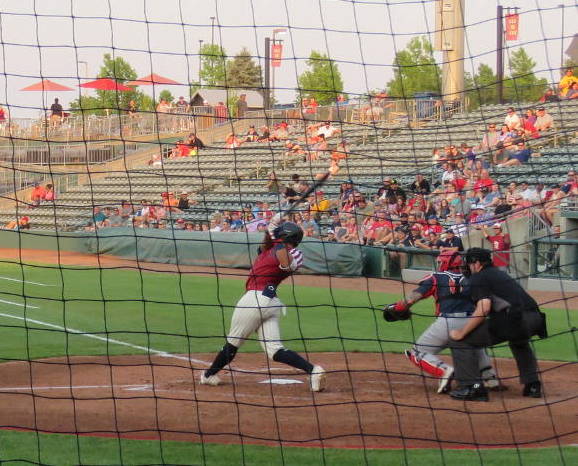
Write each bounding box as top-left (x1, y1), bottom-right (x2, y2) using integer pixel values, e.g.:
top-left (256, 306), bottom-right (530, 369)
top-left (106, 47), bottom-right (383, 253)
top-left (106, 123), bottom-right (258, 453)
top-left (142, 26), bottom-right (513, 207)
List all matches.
top-left (534, 107), bottom-right (554, 132)
top-left (504, 107), bottom-right (521, 130)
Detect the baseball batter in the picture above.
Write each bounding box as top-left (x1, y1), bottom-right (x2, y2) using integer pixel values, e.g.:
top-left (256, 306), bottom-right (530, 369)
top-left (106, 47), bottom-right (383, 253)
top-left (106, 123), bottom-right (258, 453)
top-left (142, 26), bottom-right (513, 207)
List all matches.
top-left (386, 251), bottom-right (501, 393)
top-left (200, 214), bottom-right (326, 392)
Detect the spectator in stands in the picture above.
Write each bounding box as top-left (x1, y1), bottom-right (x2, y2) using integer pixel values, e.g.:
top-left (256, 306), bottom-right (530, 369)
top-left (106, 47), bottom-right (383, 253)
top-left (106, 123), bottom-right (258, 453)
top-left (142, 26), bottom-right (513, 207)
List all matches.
top-left (177, 191), bottom-right (193, 210)
top-left (324, 229), bottom-right (338, 242)
top-left (29, 182), bottom-right (46, 207)
top-left (266, 172), bottom-right (282, 194)
top-left (188, 133), bottom-right (205, 155)
top-left (224, 133), bottom-right (242, 149)
top-left (504, 107), bottom-right (521, 130)
top-left (389, 227), bottom-right (414, 268)
top-left (317, 121), bottom-right (341, 139)
top-left (50, 98), bottom-right (64, 127)
top-left (410, 174), bottom-right (431, 195)
top-left (5, 216), bottom-right (30, 230)
top-left (482, 223), bottom-right (511, 272)
top-left (299, 211), bottom-right (320, 238)
top-left (245, 125), bottom-right (259, 142)
top-left (494, 195), bottom-right (512, 217)
top-left (539, 88), bottom-right (560, 103)
top-left (0, 105), bottom-right (7, 126)
top-left (107, 208), bottom-right (124, 227)
top-left (43, 184), bottom-right (55, 202)
top-left (524, 109), bottom-right (537, 125)
top-left (156, 99), bottom-right (171, 114)
top-left (149, 153), bottom-right (163, 167)
top-left (562, 170), bottom-right (578, 195)
top-left (534, 107), bottom-right (554, 133)
top-left (91, 207), bottom-right (109, 228)
top-left (498, 141), bottom-right (531, 167)
top-left (214, 101), bottom-right (228, 124)
top-left (284, 140), bottom-right (305, 158)
top-left (558, 68), bottom-right (578, 97)
top-left (175, 96), bottom-right (189, 113)
top-left (258, 126), bottom-right (271, 142)
top-left (340, 215), bottom-right (361, 243)
top-left (566, 82), bottom-right (578, 99)
top-left (236, 94), bottom-right (248, 118)
top-left (309, 191), bottom-right (332, 218)
top-left (541, 184), bottom-right (566, 225)
top-left (440, 227), bottom-right (464, 252)
top-left (451, 191), bottom-right (472, 217)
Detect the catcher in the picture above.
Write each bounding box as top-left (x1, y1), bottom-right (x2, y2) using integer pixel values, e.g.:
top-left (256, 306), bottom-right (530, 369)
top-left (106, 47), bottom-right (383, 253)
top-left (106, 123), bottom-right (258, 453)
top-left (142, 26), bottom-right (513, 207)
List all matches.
top-left (383, 251), bottom-right (502, 393)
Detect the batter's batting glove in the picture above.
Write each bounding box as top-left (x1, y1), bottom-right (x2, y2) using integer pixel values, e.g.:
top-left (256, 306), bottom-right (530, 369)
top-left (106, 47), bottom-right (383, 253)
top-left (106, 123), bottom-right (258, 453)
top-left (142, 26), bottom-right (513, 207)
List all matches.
top-left (383, 301), bottom-right (411, 322)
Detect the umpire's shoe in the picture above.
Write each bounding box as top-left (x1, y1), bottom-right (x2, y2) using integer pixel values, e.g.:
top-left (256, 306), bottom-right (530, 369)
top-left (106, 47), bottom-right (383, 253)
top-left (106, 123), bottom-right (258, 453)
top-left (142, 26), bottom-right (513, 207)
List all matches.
top-left (450, 383), bottom-right (489, 402)
top-left (523, 381), bottom-right (542, 398)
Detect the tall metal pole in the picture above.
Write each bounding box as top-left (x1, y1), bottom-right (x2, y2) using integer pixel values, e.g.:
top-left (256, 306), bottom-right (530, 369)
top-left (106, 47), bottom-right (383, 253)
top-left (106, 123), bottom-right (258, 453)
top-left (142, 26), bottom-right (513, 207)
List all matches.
top-left (198, 39), bottom-right (204, 87)
top-left (497, 5), bottom-right (504, 104)
top-left (264, 37), bottom-right (271, 110)
top-left (560, 5), bottom-right (565, 72)
top-left (210, 16), bottom-right (216, 45)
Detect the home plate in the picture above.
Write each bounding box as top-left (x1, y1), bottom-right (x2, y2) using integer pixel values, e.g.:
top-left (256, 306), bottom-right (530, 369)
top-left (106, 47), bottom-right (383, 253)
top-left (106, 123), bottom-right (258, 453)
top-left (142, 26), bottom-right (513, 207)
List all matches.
top-left (259, 378), bottom-right (303, 385)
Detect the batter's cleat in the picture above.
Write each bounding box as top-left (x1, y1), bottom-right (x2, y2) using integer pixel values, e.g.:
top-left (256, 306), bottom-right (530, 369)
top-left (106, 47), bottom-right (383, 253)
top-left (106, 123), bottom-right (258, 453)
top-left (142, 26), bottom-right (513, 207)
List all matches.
top-left (437, 366), bottom-right (454, 394)
top-left (310, 365), bottom-right (326, 392)
top-left (483, 377), bottom-right (509, 392)
top-left (450, 383), bottom-right (489, 402)
top-left (200, 373), bottom-right (221, 386)
top-left (522, 381), bottom-right (542, 398)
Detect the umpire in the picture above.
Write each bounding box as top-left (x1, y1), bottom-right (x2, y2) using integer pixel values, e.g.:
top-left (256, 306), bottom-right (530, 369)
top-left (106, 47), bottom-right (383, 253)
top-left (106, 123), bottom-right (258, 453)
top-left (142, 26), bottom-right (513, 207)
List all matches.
top-left (448, 248), bottom-right (547, 401)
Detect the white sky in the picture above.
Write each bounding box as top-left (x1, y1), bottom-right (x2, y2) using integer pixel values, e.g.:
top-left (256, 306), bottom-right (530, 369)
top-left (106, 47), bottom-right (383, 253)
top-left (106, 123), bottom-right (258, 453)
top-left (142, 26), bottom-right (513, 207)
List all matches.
top-left (0, 0), bottom-right (576, 117)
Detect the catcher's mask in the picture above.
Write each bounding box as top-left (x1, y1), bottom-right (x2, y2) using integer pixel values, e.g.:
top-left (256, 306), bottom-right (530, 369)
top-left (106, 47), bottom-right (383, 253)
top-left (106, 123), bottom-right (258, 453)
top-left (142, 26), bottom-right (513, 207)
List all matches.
top-left (436, 250), bottom-right (463, 272)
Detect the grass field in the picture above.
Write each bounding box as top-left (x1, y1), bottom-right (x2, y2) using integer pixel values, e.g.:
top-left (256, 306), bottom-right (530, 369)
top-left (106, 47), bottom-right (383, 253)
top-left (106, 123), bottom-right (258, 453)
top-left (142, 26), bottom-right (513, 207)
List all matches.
top-left (0, 261), bottom-right (576, 465)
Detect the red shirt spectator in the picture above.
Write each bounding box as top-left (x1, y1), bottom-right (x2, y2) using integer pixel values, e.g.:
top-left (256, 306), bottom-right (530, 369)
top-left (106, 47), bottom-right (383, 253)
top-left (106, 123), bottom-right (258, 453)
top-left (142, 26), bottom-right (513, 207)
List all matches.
top-left (483, 224), bottom-right (511, 268)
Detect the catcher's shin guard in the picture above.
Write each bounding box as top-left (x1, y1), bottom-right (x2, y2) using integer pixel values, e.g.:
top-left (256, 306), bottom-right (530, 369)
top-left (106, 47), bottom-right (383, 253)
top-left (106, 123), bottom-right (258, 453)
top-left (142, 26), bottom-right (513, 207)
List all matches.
top-left (404, 349), bottom-right (447, 378)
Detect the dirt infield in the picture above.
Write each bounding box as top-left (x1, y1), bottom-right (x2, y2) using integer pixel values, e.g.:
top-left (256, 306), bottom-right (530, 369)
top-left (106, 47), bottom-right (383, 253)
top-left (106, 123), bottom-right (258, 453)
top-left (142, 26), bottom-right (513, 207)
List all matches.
top-left (0, 352), bottom-right (576, 448)
top-left (1, 248), bottom-right (577, 310)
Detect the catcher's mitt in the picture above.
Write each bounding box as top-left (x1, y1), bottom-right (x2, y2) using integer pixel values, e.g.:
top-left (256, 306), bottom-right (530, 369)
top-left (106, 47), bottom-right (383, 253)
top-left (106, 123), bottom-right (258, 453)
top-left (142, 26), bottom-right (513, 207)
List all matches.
top-left (383, 302), bottom-right (411, 322)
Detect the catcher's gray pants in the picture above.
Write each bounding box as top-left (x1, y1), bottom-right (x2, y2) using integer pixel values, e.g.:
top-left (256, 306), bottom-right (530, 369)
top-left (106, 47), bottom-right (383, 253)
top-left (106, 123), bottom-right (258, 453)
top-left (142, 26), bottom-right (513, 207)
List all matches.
top-left (414, 313), bottom-right (494, 375)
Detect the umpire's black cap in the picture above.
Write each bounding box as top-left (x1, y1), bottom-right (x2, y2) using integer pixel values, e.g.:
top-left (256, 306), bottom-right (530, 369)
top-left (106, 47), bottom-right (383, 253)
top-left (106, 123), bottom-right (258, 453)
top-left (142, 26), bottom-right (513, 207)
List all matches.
top-left (465, 247), bottom-right (492, 264)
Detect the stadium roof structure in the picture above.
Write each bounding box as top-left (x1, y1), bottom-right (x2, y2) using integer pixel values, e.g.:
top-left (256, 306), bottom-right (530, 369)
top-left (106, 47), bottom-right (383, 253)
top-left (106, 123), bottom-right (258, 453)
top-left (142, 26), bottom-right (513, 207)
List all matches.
top-left (189, 89), bottom-right (264, 108)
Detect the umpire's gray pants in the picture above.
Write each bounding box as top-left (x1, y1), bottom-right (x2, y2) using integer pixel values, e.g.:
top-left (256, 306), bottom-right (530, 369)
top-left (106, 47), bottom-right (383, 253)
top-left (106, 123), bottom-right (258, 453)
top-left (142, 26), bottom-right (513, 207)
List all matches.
top-left (415, 313), bottom-right (493, 374)
top-left (449, 312), bottom-right (542, 386)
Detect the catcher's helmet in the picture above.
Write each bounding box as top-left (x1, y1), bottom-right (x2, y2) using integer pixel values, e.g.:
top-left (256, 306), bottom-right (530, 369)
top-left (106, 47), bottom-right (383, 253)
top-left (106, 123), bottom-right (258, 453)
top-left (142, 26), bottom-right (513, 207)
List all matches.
top-left (436, 250), bottom-right (463, 272)
top-left (465, 247), bottom-right (492, 265)
top-left (273, 222), bottom-right (304, 246)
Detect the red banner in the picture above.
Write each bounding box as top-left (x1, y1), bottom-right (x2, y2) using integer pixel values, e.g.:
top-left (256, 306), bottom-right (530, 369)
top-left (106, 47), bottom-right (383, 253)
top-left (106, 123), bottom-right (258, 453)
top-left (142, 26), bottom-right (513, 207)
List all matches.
top-left (505, 13), bottom-right (519, 41)
top-left (271, 44), bottom-right (283, 67)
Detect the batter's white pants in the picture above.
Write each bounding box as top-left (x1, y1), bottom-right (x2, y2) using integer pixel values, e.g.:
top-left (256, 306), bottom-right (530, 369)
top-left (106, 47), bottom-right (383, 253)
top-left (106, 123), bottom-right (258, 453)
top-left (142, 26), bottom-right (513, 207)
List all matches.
top-left (227, 290), bottom-right (286, 359)
top-left (414, 313), bottom-right (494, 375)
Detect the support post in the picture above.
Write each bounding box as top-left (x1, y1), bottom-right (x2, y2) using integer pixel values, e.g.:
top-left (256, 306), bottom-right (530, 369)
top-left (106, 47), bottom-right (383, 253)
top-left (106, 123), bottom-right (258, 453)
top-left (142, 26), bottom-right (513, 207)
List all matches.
top-left (264, 37), bottom-right (271, 110)
top-left (497, 5), bottom-right (504, 104)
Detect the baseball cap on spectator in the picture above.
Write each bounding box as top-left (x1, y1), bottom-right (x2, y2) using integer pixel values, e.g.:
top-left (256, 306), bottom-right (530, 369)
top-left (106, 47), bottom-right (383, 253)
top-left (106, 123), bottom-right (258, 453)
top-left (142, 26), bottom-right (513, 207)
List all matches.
top-left (426, 214), bottom-right (437, 220)
top-left (327, 229), bottom-right (335, 234)
top-left (176, 218), bottom-right (185, 224)
top-left (537, 107), bottom-right (545, 111)
top-left (180, 191), bottom-right (188, 195)
top-left (492, 223), bottom-right (502, 229)
top-left (471, 204), bottom-right (483, 210)
top-left (20, 216), bottom-right (30, 222)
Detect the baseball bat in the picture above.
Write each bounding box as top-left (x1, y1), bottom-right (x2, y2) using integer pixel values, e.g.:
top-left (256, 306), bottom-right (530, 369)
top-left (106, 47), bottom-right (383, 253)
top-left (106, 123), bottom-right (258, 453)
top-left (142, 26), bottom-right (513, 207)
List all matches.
top-left (281, 171), bottom-right (332, 217)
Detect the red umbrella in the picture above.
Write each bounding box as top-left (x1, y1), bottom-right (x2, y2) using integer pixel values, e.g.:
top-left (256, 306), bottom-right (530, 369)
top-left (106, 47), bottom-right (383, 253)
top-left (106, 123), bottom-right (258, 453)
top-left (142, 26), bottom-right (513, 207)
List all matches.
top-left (79, 78), bottom-right (133, 91)
top-left (126, 73), bottom-right (181, 86)
top-left (20, 79), bottom-right (74, 92)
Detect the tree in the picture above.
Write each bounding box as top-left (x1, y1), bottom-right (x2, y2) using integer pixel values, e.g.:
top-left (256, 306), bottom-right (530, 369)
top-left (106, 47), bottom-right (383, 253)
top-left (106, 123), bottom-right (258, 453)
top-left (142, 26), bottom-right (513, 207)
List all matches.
top-left (225, 47), bottom-right (262, 90)
top-left (504, 48), bottom-right (548, 103)
top-left (387, 37), bottom-right (441, 98)
top-left (199, 44), bottom-right (227, 88)
top-left (465, 63), bottom-right (499, 109)
top-left (158, 89), bottom-right (174, 104)
top-left (297, 50), bottom-right (344, 105)
top-left (70, 53), bottom-right (148, 115)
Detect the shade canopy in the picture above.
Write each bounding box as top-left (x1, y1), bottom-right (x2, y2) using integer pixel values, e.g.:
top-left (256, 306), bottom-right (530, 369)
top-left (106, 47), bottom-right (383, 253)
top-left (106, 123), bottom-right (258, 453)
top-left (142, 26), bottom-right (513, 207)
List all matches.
top-left (20, 79), bottom-right (74, 92)
top-left (79, 78), bottom-right (133, 91)
top-left (126, 73), bottom-right (181, 86)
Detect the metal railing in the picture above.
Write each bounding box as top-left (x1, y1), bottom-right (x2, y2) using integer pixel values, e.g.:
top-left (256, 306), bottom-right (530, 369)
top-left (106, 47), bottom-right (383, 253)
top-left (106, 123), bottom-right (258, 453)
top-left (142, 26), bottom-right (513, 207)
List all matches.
top-left (532, 237), bottom-right (578, 280)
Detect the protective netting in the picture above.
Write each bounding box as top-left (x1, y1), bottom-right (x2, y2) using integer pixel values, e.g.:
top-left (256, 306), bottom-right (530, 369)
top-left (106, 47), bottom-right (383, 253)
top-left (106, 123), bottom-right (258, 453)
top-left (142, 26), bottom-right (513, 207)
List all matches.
top-left (0, 0), bottom-right (577, 464)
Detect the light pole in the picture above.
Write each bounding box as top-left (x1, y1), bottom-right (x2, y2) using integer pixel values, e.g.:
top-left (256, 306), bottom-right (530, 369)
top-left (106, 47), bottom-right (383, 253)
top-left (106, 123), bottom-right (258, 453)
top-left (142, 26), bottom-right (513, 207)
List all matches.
top-left (271, 28), bottom-right (287, 108)
top-left (210, 16), bottom-right (216, 45)
top-left (77, 60), bottom-right (88, 97)
top-left (198, 39), bottom-right (204, 87)
top-left (559, 4), bottom-right (565, 73)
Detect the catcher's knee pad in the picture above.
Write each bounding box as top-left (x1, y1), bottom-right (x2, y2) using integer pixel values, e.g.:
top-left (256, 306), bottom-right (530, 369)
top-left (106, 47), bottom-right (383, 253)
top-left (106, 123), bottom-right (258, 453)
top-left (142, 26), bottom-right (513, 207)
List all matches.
top-left (405, 348), bottom-right (447, 378)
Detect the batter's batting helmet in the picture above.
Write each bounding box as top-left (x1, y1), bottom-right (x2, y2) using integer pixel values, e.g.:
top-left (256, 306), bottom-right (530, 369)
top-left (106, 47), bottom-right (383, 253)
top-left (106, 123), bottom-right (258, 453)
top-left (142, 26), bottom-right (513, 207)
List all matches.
top-left (274, 222), bottom-right (304, 246)
top-left (465, 247), bottom-right (492, 265)
top-left (436, 250), bottom-right (463, 272)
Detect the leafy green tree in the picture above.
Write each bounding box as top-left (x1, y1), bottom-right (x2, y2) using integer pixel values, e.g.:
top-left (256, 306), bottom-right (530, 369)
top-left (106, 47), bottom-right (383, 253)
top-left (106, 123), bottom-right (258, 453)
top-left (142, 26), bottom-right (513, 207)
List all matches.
top-left (199, 44), bottom-right (227, 88)
top-left (465, 63), bottom-right (499, 109)
top-left (70, 53), bottom-right (147, 115)
top-left (158, 89), bottom-right (174, 104)
top-left (297, 50), bottom-right (344, 105)
top-left (504, 48), bottom-right (548, 103)
top-left (387, 37), bottom-right (441, 98)
top-left (225, 47), bottom-right (262, 90)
